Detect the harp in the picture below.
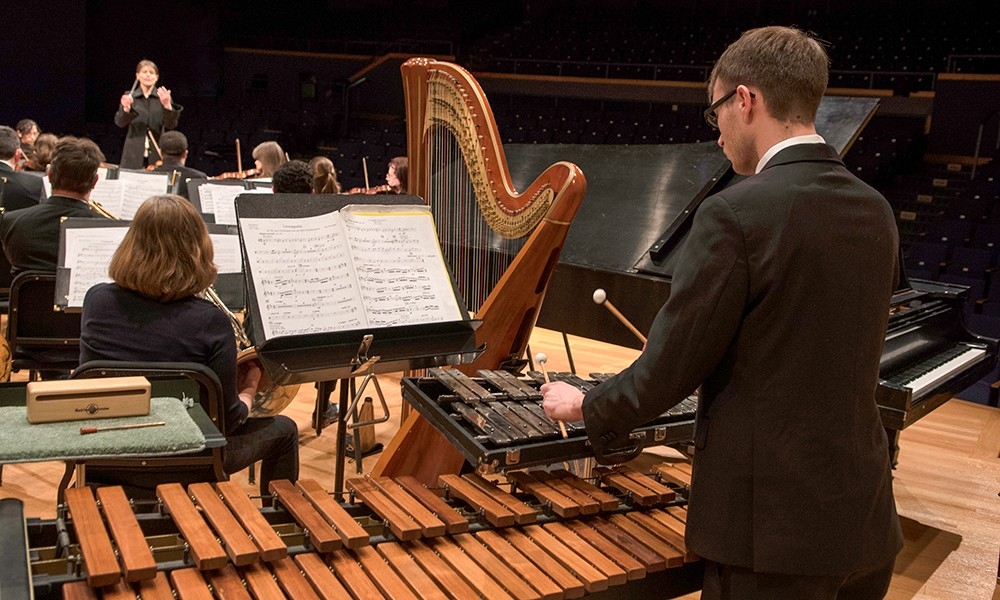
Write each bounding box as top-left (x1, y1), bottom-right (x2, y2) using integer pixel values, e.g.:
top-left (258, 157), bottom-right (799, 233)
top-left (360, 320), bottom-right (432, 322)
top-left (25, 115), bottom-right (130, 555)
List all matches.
top-left (372, 58), bottom-right (587, 483)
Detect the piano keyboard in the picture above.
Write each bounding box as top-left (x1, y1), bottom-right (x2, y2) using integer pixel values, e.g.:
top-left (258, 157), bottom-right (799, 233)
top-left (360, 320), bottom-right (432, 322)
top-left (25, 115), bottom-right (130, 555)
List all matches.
top-left (884, 342), bottom-right (987, 402)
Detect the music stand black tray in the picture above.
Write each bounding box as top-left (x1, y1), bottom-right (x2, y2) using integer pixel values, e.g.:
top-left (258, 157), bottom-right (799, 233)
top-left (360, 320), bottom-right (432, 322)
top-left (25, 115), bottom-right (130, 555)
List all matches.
top-left (235, 193), bottom-right (481, 385)
top-left (400, 375), bottom-right (696, 471)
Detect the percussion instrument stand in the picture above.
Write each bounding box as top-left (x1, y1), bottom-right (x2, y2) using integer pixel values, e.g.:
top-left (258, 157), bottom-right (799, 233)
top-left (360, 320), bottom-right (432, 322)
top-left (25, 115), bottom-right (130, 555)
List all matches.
top-left (332, 335), bottom-right (390, 502)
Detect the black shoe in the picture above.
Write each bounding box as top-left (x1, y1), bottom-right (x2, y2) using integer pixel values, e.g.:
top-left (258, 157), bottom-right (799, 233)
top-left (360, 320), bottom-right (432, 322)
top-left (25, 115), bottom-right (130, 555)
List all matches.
top-left (312, 404), bottom-right (339, 429)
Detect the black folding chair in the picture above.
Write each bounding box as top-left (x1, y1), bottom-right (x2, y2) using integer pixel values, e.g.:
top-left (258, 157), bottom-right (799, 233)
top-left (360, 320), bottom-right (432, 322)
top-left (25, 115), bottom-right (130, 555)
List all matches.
top-left (5, 271), bottom-right (81, 380)
top-left (64, 361), bottom-right (229, 501)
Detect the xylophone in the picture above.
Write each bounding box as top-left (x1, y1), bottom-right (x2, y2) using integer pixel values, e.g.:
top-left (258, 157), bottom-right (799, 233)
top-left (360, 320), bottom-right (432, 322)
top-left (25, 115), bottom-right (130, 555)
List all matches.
top-left (401, 368), bottom-right (698, 470)
top-left (15, 465), bottom-right (702, 599)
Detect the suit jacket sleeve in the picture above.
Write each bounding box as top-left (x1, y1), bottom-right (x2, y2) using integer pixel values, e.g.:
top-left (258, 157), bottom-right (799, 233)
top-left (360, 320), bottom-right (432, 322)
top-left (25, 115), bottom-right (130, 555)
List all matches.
top-left (582, 194), bottom-right (749, 457)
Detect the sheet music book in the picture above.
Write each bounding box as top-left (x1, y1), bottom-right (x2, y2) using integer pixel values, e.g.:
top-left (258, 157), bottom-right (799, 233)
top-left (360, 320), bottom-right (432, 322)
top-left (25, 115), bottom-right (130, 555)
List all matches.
top-left (88, 169), bottom-right (172, 219)
top-left (193, 181), bottom-right (271, 225)
top-left (56, 218), bottom-right (243, 309)
top-left (240, 204), bottom-right (464, 340)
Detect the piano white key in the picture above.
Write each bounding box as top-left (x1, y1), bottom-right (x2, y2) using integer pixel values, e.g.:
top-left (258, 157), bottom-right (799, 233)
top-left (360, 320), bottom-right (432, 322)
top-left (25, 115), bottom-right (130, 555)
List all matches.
top-left (904, 346), bottom-right (986, 400)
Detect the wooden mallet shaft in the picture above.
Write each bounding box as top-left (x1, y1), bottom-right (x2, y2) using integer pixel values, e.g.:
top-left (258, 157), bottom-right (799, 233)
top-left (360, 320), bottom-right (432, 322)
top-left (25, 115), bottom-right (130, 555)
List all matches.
top-left (593, 288), bottom-right (647, 344)
top-left (535, 353), bottom-right (569, 439)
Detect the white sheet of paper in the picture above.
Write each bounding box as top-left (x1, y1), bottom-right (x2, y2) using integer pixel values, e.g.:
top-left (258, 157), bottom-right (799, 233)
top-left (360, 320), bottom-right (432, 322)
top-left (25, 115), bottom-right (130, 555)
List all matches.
top-left (63, 226), bottom-right (129, 307)
top-left (340, 206), bottom-right (463, 326)
top-left (210, 233), bottom-right (243, 274)
top-left (117, 171), bottom-right (170, 219)
top-left (240, 213), bottom-right (364, 339)
top-left (88, 179), bottom-right (123, 215)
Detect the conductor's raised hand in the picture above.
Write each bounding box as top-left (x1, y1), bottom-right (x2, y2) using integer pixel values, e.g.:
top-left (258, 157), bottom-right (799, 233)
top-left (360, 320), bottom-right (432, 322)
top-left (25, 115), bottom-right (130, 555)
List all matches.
top-left (156, 86), bottom-right (173, 109)
top-left (541, 381), bottom-right (585, 422)
top-left (120, 93), bottom-right (134, 112)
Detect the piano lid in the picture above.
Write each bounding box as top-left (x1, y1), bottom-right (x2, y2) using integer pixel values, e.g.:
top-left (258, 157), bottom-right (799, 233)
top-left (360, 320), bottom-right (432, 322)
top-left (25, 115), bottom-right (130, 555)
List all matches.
top-left (508, 96), bottom-right (879, 347)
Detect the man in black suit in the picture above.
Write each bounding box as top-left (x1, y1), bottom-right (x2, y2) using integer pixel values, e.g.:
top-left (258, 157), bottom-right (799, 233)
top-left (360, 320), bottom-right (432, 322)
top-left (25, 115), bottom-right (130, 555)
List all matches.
top-left (152, 130), bottom-right (207, 200)
top-left (543, 26), bottom-right (902, 599)
top-left (1, 136), bottom-right (107, 276)
top-left (0, 126), bottom-right (45, 212)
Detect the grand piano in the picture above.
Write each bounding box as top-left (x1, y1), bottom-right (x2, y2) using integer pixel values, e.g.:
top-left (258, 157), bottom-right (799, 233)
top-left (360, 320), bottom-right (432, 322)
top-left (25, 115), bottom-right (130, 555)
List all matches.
top-left (507, 96), bottom-right (998, 457)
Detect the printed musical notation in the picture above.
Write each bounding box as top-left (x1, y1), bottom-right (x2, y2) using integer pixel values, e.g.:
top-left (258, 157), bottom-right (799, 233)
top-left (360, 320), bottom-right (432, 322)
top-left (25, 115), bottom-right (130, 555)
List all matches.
top-left (199, 184), bottom-right (271, 225)
top-left (60, 224), bottom-right (244, 308)
top-left (240, 205), bottom-right (464, 340)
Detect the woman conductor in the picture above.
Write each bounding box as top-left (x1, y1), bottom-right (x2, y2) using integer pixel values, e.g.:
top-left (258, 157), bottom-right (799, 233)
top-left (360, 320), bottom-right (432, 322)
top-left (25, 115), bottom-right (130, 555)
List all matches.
top-left (115, 60), bottom-right (183, 169)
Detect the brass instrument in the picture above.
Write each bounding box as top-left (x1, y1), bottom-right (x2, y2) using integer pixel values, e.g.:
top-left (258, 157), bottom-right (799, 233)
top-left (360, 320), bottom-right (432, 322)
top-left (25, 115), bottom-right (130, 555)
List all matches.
top-left (203, 287), bottom-right (301, 418)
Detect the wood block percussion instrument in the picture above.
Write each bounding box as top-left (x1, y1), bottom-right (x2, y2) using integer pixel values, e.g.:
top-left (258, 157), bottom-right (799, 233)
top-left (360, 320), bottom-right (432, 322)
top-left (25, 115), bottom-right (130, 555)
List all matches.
top-left (13, 467), bottom-right (703, 599)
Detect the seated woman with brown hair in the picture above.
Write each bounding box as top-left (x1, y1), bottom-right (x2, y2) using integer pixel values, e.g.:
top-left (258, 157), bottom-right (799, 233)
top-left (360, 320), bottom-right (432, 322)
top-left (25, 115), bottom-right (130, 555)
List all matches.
top-left (251, 141), bottom-right (286, 181)
top-left (24, 132), bottom-right (57, 173)
top-left (79, 194), bottom-right (298, 495)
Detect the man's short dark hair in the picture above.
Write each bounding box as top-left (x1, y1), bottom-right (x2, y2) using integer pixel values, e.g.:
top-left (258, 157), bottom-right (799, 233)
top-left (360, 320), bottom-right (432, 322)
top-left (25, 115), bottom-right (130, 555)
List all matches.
top-left (159, 130), bottom-right (188, 157)
top-left (271, 160), bottom-right (314, 193)
top-left (0, 126), bottom-right (19, 159)
top-left (48, 137), bottom-right (105, 195)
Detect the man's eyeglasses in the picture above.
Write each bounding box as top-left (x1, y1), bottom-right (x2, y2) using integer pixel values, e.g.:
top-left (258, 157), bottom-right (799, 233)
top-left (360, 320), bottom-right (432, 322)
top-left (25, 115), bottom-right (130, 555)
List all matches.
top-left (704, 88), bottom-right (755, 130)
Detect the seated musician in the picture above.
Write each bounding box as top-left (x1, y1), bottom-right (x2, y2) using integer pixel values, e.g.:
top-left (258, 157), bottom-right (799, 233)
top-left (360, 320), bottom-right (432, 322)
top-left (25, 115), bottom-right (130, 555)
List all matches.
top-left (23, 132), bottom-right (56, 173)
top-left (79, 195), bottom-right (298, 497)
top-left (543, 27), bottom-right (902, 599)
top-left (309, 155), bottom-right (342, 193)
top-left (0, 125), bottom-right (45, 212)
top-left (270, 159), bottom-right (313, 193)
top-left (385, 155), bottom-right (407, 194)
top-left (250, 141), bottom-right (286, 182)
top-left (1, 136), bottom-right (107, 275)
top-left (151, 131), bottom-right (207, 200)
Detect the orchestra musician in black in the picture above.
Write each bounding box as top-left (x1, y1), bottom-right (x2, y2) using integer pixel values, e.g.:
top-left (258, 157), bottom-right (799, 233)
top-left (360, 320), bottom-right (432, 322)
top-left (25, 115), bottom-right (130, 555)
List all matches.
top-left (542, 26), bottom-right (903, 599)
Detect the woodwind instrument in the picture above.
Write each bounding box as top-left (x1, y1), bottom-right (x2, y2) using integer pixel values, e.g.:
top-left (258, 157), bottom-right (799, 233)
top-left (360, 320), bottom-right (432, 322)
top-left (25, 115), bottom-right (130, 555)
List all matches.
top-left (21, 468), bottom-right (701, 599)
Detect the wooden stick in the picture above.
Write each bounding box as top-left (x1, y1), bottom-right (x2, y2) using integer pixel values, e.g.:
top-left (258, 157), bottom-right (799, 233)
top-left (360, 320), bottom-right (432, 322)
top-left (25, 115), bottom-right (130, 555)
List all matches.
top-left (593, 288), bottom-right (647, 344)
top-left (235, 138), bottom-right (243, 175)
top-left (146, 130), bottom-right (162, 160)
top-left (534, 353), bottom-right (568, 439)
top-left (362, 157), bottom-right (371, 189)
top-left (79, 421), bottom-right (165, 435)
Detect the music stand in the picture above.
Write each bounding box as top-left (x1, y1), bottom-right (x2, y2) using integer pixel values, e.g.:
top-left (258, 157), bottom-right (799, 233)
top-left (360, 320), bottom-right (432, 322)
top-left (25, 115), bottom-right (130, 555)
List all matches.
top-left (55, 218), bottom-right (246, 312)
top-left (235, 193), bottom-right (482, 497)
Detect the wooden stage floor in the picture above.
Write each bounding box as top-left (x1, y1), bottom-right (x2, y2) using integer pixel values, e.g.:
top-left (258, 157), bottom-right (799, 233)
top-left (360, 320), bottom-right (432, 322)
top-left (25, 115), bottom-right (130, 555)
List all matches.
top-left (1, 327), bottom-right (998, 599)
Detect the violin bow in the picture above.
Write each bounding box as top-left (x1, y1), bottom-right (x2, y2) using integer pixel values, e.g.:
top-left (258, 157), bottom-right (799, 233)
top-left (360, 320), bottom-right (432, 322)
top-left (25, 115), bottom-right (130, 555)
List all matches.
top-left (235, 139), bottom-right (243, 177)
top-left (146, 130), bottom-right (162, 160)
top-left (362, 156), bottom-right (371, 189)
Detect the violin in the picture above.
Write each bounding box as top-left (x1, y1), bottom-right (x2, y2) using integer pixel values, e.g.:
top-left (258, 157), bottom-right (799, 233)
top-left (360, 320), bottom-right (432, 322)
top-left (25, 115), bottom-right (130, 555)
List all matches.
top-left (211, 138), bottom-right (260, 179)
top-left (347, 184), bottom-right (393, 194)
top-left (212, 168), bottom-right (260, 180)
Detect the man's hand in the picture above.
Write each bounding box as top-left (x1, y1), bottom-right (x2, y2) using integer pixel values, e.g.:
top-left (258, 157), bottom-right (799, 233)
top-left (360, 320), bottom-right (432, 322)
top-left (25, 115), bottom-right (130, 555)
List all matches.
top-left (541, 381), bottom-right (585, 422)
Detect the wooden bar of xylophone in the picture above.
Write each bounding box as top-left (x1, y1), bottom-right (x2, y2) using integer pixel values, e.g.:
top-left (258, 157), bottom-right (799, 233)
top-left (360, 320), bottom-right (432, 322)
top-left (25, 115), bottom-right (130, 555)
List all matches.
top-left (21, 467), bottom-right (702, 599)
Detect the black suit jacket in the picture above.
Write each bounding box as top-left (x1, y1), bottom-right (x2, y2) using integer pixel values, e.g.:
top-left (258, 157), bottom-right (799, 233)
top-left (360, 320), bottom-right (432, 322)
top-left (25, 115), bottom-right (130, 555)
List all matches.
top-left (153, 159), bottom-right (207, 200)
top-left (582, 143), bottom-right (903, 576)
top-left (0, 162), bottom-right (45, 212)
top-left (0, 195), bottom-right (104, 275)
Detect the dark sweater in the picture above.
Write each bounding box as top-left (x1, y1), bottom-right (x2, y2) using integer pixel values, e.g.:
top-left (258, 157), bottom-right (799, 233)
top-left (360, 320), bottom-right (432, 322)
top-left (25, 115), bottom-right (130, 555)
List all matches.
top-left (80, 282), bottom-right (247, 433)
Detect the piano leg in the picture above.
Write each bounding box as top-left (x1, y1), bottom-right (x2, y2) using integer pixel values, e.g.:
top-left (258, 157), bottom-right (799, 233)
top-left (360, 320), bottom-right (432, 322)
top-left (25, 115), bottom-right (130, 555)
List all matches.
top-left (884, 427), bottom-right (901, 469)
